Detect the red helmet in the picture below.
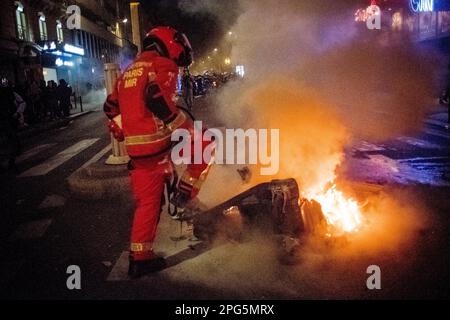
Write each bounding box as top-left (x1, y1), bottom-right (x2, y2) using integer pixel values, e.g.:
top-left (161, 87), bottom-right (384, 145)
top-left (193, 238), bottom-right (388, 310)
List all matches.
top-left (143, 26), bottom-right (193, 67)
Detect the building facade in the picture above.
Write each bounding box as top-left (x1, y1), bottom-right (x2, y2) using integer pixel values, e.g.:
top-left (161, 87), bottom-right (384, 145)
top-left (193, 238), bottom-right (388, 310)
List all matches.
top-left (384, 0), bottom-right (450, 43)
top-left (0, 0), bottom-right (137, 97)
top-left (358, 0), bottom-right (450, 55)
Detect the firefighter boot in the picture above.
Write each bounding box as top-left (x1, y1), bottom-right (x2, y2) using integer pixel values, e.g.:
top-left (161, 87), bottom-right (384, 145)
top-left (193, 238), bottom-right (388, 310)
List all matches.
top-left (128, 254), bottom-right (167, 279)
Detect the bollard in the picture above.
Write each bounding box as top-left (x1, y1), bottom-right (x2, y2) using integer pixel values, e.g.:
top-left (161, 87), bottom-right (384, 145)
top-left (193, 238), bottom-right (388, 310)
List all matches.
top-left (73, 93), bottom-right (77, 109)
top-left (104, 63), bottom-right (130, 165)
top-left (79, 96), bottom-right (83, 113)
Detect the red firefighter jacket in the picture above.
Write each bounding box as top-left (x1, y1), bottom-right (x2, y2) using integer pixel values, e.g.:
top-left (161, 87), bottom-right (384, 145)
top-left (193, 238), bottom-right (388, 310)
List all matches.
top-left (104, 51), bottom-right (188, 158)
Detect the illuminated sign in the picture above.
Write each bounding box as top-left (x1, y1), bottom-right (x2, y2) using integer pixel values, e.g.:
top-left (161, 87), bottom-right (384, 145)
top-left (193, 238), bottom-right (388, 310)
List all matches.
top-left (236, 65), bottom-right (245, 77)
top-left (63, 44), bottom-right (85, 56)
top-left (55, 58), bottom-right (74, 67)
top-left (410, 0), bottom-right (434, 12)
top-left (43, 41), bottom-right (56, 51)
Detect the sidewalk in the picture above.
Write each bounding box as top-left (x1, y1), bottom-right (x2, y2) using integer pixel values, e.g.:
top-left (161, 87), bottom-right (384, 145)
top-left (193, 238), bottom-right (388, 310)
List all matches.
top-left (17, 103), bottom-right (100, 139)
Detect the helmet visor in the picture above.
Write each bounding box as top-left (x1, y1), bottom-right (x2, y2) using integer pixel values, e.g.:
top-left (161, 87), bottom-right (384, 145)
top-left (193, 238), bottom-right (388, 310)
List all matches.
top-left (174, 32), bottom-right (194, 67)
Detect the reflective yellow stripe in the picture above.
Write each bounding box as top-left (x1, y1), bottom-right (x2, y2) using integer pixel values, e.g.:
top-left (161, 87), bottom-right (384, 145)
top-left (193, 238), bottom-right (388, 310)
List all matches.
top-left (166, 111), bottom-right (186, 131)
top-left (125, 133), bottom-right (169, 146)
top-left (180, 163), bottom-right (213, 190)
top-left (125, 112), bottom-right (187, 146)
top-left (130, 242), bottom-right (152, 252)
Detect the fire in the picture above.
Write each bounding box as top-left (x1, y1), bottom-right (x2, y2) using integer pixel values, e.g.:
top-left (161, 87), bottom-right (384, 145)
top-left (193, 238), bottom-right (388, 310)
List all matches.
top-left (309, 184), bottom-right (363, 235)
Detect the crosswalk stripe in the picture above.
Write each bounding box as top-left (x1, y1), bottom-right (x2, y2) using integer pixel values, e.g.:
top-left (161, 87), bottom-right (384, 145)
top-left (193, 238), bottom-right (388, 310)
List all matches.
top-left (354, 141), bottom-right (386, 152)
top-left (9, 219), bottom-right (52, 241)
top-left (399, 156), bottom-right (449, 163)
top-left (107, 251), bottom-right (129, 281)
top-left (425, 118), bottom-right (448, 128)
top-left (396, 136), bottom-right (443, 150)
top-left (423, 128), bottom-right (450, 139)
top-left (16, 143), bottom-right (56, 164)
top-left (410, 163), bottom-right (450, 167)
top-left (19, 139), bottom-right (99, 177)
top-left (80, 145), bottom-right (112, 169)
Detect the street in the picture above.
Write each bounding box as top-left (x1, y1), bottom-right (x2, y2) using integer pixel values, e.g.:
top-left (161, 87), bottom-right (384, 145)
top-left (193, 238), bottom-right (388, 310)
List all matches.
top-left (1, 97), bottom-right (449, 300)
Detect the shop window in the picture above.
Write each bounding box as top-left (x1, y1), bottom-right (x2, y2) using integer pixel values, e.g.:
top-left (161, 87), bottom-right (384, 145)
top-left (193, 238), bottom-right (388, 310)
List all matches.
top-left (56, 20), bottom-right (64, 43)
top-left (392, 12), bottom-right (403, 31)
top-left (38, 12), bottom-right (47, 40)
top-left (15, 2), bottom-right (27, 40)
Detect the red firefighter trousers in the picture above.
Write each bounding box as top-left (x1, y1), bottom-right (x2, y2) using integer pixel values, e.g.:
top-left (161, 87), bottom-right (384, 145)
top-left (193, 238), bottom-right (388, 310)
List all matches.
top-left (129, 138), bottom-right (213, 261)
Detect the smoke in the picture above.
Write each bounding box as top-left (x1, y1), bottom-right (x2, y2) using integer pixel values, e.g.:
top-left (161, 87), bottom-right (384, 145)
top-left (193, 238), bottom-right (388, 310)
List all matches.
top-left (189, 0), bottom-right (442, 297)
top-left (187, 188), bottom-right (431, 299)
top-left (201, 0), bottom-right (443, 197)
top-left (176, 0), bottom-right (241, 56)
top-left (83, 89), bottom-right (106, 107)
top-left (178, 0), bottom-right (241, 26)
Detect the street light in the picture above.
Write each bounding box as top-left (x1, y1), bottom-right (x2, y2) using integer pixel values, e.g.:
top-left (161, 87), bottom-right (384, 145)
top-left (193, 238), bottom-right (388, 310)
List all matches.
top-left (224, 58), bottom-right (231, 65)
top-left (213, 48), bottom-right (218, 53)
top-left (121, 18), bottom-right (129, 43)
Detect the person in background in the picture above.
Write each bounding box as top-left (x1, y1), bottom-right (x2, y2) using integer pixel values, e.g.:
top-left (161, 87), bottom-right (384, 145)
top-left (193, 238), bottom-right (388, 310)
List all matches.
top-left (38, 79), bottom-right (48, 120)
top-left (13, 89), bottom-right (27, 128)
top-left (58, 79), bottom-right (72, 118)
top-left (47, 81), bottom-right (59, 120)
top-left (0, 78), bottom-right (21, 172)
top-left (27, 78), bottom-right (41, 123)
top-left (182, 67), bottom-right (194, 111)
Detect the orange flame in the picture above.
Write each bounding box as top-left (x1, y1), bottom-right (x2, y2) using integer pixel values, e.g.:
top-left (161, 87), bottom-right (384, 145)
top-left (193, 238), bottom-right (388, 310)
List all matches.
top-left (308, 184), bottom-right (363, 235)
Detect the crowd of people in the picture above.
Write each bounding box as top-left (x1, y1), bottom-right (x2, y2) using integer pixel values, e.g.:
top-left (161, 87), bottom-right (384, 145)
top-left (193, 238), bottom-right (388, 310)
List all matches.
top-left (181, 69), bottom-right (239, 110)
top-left (5, 78), bottom-right (74, 127)
top-left (0, 77), bottom-right (73, 171)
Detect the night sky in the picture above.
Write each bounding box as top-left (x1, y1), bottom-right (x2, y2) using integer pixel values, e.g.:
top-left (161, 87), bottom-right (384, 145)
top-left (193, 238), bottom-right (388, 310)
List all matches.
top-left (140, 0), bottom-right (240, 57)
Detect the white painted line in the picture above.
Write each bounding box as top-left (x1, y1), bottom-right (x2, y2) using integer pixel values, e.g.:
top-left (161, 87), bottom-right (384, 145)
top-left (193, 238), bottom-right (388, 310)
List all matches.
top-left (399, 156), bottom-right (450, 163)
top-left (425, 118), bottom-right (448, 128)
top-left (9, 219), bottom-right (52, 241)
top-left (80, 145), bottom-right (112, 169)
top-left (19, 139), bottom-right (99, 177)
top-left (423, 128), bottom-right (450, 140)
top-left (354, 141), bottom-right (386, 152)
top-left (38, 194), bottom-right (66, 210)
top-left (16, 143), bottom-right (56, 164)
top-left (107, 251), bottom-right (130, 281)
top-left (410, 163), bottom-right (450, 167)
top-left (396, 136), bottom-right (443, 150)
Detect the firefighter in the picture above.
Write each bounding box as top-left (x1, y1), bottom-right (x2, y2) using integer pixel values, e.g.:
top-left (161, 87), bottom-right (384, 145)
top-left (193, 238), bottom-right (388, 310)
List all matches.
top-left (104, 26), bottom-right (214, 278)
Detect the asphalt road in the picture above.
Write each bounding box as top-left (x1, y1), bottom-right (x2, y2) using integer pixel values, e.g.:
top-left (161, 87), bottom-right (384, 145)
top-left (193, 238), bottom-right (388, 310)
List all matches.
top-left (0, 98), bottom-right (449, 300)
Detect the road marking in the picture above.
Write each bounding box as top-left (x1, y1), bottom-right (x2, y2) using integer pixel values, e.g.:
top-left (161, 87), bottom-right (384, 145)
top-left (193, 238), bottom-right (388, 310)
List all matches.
top-left (9, 219), bottom-right (52, 241)
top-left (354, 141), bottom-right (386, 152)
top-left (38, 194), bottom-right (66, 209)
top-left (19, 139), bottom-right (99, 177)
top-left (107, 251), bottom-right (130, 281)
top-left (423, 128), bottom-right (450, 140)
top-left (425, 118), bottom-right (448, 128)
top-left (398, 156), bottom-right (450, 163)
top-left (16, 143), bottom-right (56, 164)
top-left (80, 145), bottom-right (112, 169)
top-left (396, 136), bottom-right (443, 150)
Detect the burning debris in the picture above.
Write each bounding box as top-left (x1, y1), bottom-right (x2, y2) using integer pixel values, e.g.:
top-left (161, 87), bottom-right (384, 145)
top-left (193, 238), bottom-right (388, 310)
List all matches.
top-left (193, 178), bottom-right (363, 263)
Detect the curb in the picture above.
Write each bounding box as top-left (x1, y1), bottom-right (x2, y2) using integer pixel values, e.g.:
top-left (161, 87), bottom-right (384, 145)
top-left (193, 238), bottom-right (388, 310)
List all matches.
top-left (67, 162), bottom-right (131, 201)
top-left (18, 111), bottom-right (93, 139)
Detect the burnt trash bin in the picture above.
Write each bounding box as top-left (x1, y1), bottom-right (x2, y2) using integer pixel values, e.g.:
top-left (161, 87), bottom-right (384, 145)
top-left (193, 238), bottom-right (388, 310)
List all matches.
top-left (193, 179), bottom-right (305, 242)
